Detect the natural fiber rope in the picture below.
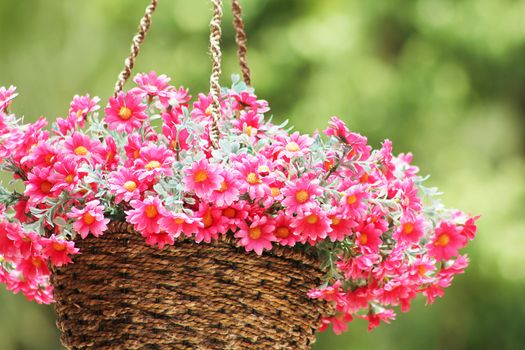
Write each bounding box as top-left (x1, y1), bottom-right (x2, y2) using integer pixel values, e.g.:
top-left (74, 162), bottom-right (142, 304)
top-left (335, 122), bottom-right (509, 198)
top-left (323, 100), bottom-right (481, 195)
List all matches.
top-left (113, 0), bottom-right (159, 96)
top-left (209, 0), bottom-right (224, 149)
top-left (52, 221), bottom-right (330, 349)
top-left (232, 0), bottom-right (252, 86)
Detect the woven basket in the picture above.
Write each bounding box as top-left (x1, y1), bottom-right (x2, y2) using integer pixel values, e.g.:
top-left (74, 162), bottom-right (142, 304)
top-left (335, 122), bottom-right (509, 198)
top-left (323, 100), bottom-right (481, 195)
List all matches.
top-left (51, 221), bottom-right (330, 349)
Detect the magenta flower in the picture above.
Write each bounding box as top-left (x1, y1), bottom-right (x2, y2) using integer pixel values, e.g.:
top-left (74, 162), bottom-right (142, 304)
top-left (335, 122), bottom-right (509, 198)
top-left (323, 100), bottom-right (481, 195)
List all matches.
top-left (393, 215), bottom-right (425, 244)
top-left (63, 132), bottom-right (104, 163)
top-left (209, 170), bottom-right (240, 207)
top-left (68, 200), bottom-right (109, 239)
top-left (233, 155), bottom-right (273, 200)
top-left (427, 221), bottom-right (467, 260)
top-left (131, 71), bottom-right (171, 98)
top-left (194, 203), bottom-right (227, 243)
top-left (68, 94), bottom-right (100, 126)
top-left (281, 177), bottom-right (322, 214)
top-left (158, 211), bottom-right (202, 238)
top-left (355, 223), bottom-right (383, 254)
top-left (126, 196), bottom-right (166, 235)
top-left (290, 207), bottom-right (332, 243)
top-left (24, 167), bottom-right (55, 204)
top-left (272, 212), bottom-right (297, 247)
top-left (108, 167), bottom-right (145, 204)
top-left (273, 131), bottom-right (314, 160)
top-left (50, 157), bottom-right (80, 193)
top-left (0, 85), bottom-right (18, 112)
top-left (41, 235), bottom-right (80, 267)
top-left (104, 91), bottom-right (148, 133)
top-left (184, 159), bottom-right (223, 199)
top-left (235, 215), bottom-right (276, 255)
top-left (134, 144), bottom-right (175, 182)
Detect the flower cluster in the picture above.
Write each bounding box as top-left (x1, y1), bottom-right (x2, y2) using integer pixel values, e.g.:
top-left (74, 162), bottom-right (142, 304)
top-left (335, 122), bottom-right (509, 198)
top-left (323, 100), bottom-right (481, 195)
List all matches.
top-left (0, 72), bottom-right (477, 332)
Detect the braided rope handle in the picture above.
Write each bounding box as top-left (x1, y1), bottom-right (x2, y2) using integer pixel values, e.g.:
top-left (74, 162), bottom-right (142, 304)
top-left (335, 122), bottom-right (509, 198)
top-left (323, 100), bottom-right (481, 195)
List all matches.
top-left (114, 0), bottom-right (252, 147)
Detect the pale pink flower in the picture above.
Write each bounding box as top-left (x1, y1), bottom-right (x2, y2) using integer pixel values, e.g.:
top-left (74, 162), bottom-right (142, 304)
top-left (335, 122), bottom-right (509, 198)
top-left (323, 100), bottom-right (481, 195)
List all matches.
top-left (273, 131), bottom-right (314, 159)
top-left (68, 200), bottom-right (109, 238)
top-left (235, 215), bottom-right (275, 255)
top-left (105, 91), bottom-right (148, 133)
top-left (131, 71), bottom-right (171, 98)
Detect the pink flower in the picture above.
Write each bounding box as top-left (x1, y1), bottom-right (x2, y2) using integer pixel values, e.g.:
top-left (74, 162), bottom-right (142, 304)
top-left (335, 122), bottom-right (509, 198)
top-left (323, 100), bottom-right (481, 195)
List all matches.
top-left (126, 196), bottom-right (166, 235)
top-left (235, 215), bottom-right (275, 255)
top-left (134, 144), bottom-right (175, 182)
top-left (108, 167), bottom-right (145, 203)
top-left (272, 212), bottom-right (297, 247)
top-left (427, 221), bottom-right (467, 260)
top-left (68, 94), bottom-right (100, 126)
top-left (0, 85), bottom-right (18, 111)
top-left (355, 223), bottom-right (383, 254)
top-left (233, 155), bottom-right (273, 200)
top-left (101, 136), bottom-right (120, 171)
top-left (230, 91), bottom-right (269, 114)
top-left (339, 185), bottom-right (368, 219)
top-left (184, 159), bottom-right (223, 199)
top-left (290, 207), bottom-right (332, 243)
top-left (393, 215), bottom-right (425, 244)
top-left (281, 177), bottom-right (322, 214)
top-left (105, 91), bottom-right (148, 133)
top-left (319, 313), bottom-right (354, 335)
top-left (308, 280), bottom-right (346, 304)
top-left (68, 200), bottom-right (109, 238)
top-left (158, 211), bottom-right (202, 238)
top-left (460, 215), bottom-right (479, 240)
top-left (50, 157), bottom-right (80, 193)
top-left (24, 167), bottom-right (54, 203)
top-left (63, 132), bottom-right (104, 163)
top-left (221, 203), bottom-right (250, 232)
top-left (191, 93), bottom-right (213, 122)
top-left (324, 117), bottom-right (371, 159)
top-left (124, 134), bottom-right (144, 166)
top-left (17, 255), bottom-right (50, 279)
top-left (328, 213), bottom-right (357, 242)
top-left (162, 124), bottom-right (191, 151)
top-left (42, 235), bottom-right (79, 267)
top-left (194, 203), bottom-right (227, 243)
top-left (209, 170), bottom-right (240, 207)
top-left (273, 131), bottom-right (314, 159)
top-left (360, 309), bottom-right (396, 332)
top-left (131, 71), bottom-right (171, 98)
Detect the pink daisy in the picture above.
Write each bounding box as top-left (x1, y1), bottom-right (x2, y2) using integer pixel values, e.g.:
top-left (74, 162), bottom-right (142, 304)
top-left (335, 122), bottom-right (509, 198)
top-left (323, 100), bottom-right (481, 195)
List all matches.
top-left (41, 235), bottom-right (79, 267)
top-left (194, 203), bottom-right (227, 243)
top-left (360, 308), bottom-right (396, 332)
top-left (68, 200), bottom-right (109, 238)
top-left (134, 144), bottom-right (175, 182)
top-left (17, 255), bottom-right (50, 279)
top-left (221, 202), bottom-right (250, 232)
top-left (191, 93), bottom-right (213, 122)
top-left (273, 131), bottom-right (314, 159)
top-left (184, 159), bottom-right (223, 199)
top-left (355, 223), bottom-right (384, 254)
top-left (290, 206), bottom-right (332, 243)
top-left (230, 91), bottom-right (269, 114)
top-left (209, 170), bottom-right (240, 207)
top-left (63, 132), bottom-right (104, 163)
top-left (163, 124), bottom-right (191, 152)
top-left (328, 213), bottom-right (357, 242)
top-left (131, 71), bottom-right (171, 98)
top-left (108, 167), bottom-right (145, 203)
top-left (158, 211), bottom-right (202, 238)
top-left (339, 185), bottom-right (368, 220)
top-left (427, 221), bottom-right (467, 260)
top-left (104, 91), bottom-right (148, 133)
top-left (233, 155), bottom-right (273, 200)
top-left (124, 134), bottom-right (144, 166)
top-left (126, 196), bottom-right (166, 235)
top-left (24, 167), bottom-right (55, 204)
top-left (281, 177), bottom-right (322, 214)
top-left (50, 157), bottom-right (80, 193)
top-left (393, 215), bottom-right (425, 244)
top-left (101, 136), bottom-right (120, 171)
top-left (0, 85), bottom-right (18, 111)
top-left (235, 215), bottom-right (276, 255)
top-left (68, 94), bottom-right (100, 126)
top-left (273, 212), bottom-right (297, 246)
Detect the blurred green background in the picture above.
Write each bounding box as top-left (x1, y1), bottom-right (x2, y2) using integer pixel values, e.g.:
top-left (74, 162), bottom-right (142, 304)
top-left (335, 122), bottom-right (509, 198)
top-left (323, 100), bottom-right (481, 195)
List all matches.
top-left (1, 0), bottom-right (524, 349)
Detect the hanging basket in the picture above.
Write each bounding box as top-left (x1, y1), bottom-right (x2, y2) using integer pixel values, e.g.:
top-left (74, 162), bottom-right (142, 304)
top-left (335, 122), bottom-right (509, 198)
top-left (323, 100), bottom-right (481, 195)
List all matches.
top-left (52, 221), bottom-right (330, 349)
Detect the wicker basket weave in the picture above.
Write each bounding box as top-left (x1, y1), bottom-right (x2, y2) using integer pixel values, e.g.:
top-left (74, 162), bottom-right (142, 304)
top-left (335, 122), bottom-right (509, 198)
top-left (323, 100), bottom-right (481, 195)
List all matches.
top-left (51, 221), bottom-right (330, 349)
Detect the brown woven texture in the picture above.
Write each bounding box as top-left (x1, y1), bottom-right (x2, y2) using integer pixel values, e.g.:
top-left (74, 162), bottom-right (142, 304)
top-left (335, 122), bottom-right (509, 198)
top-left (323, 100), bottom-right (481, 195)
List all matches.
top-left (51, 221), bottom-right (330, 350)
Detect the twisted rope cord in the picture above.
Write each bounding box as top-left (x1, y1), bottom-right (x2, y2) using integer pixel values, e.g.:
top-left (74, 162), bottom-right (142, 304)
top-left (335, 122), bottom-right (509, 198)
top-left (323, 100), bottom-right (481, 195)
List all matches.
top-left (113, 0), bottom-right (159, 96)
top-left (232, 0), bottom-right (251, 86)
top-left (209, 0), bottom-right (224, 148)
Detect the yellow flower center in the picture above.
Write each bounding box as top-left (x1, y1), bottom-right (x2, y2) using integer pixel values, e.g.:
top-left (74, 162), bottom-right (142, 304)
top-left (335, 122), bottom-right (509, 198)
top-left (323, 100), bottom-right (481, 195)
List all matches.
top-left (203, 209), bottom-right (213, 228)
top-left (145, 205), bottom-right (158, 219)
top-left (223, 208), bottom-right (236, 218)
top-left (205, 106), bottom-right (212, 116)
top-left (194, 169), bottom-right (209, 183)
top-left (295, 190), bottom-right (309, 204)
top-left (418, 265), bottom-right (427, 276)
top-left (65, 174), bottom-right (75, 184)
top-left (258, 165), bottom-right (270, 174)
top-left (32, 257), bottom-right (42, 267)
top-left (219, 181), bottom-right (228, 192)
top-left (285, 141), bottom-right (300, 152)
top-left (124, 180), bottom-right (137, 192)
top-left (248, 227), bottom-right (262, 240)
top-left (40, 181), bottom-right (53, 194)
top-left (118, 107), bottom-right (133, 120)
top-left (174, 218), bottom-right (185, 225)
top-left (52, 242), bottom-right (66, 251)
top-left (133, 149), bottom-right (140, 159)
top-left (245, 126), bottom-right (254, 137)
top-left (346, 194), bottom-right (357, 205)
top-left (402, 222), bottom-right (414, 235)
top-left (74, 146), bottom-right (88, 156)
top-left (44, 153), bottom-right (54, 165)
top-left (270, 187), bottom-right (281, 197)
top-left (359, 233), bottom-right (368, 245)
top-left (82, 212), bottom-right (96, 225)
top-left (246, 172), bottom-right (260, 185)
top-left (275, 227), bottom-right (290, 239)
top-left (306, 214), bottom-right (319, 224)
top-left (331, 217), bottom-right (341, 226)
top-left (145, 160), bottom-right (161, 170)
top-left (434, 234), bottom-right (450, 247)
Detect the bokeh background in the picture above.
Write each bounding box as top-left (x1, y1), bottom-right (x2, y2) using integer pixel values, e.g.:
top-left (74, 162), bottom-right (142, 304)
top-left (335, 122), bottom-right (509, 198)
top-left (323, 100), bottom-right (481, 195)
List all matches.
top-left (1, 0), bottom-right (524, 349)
